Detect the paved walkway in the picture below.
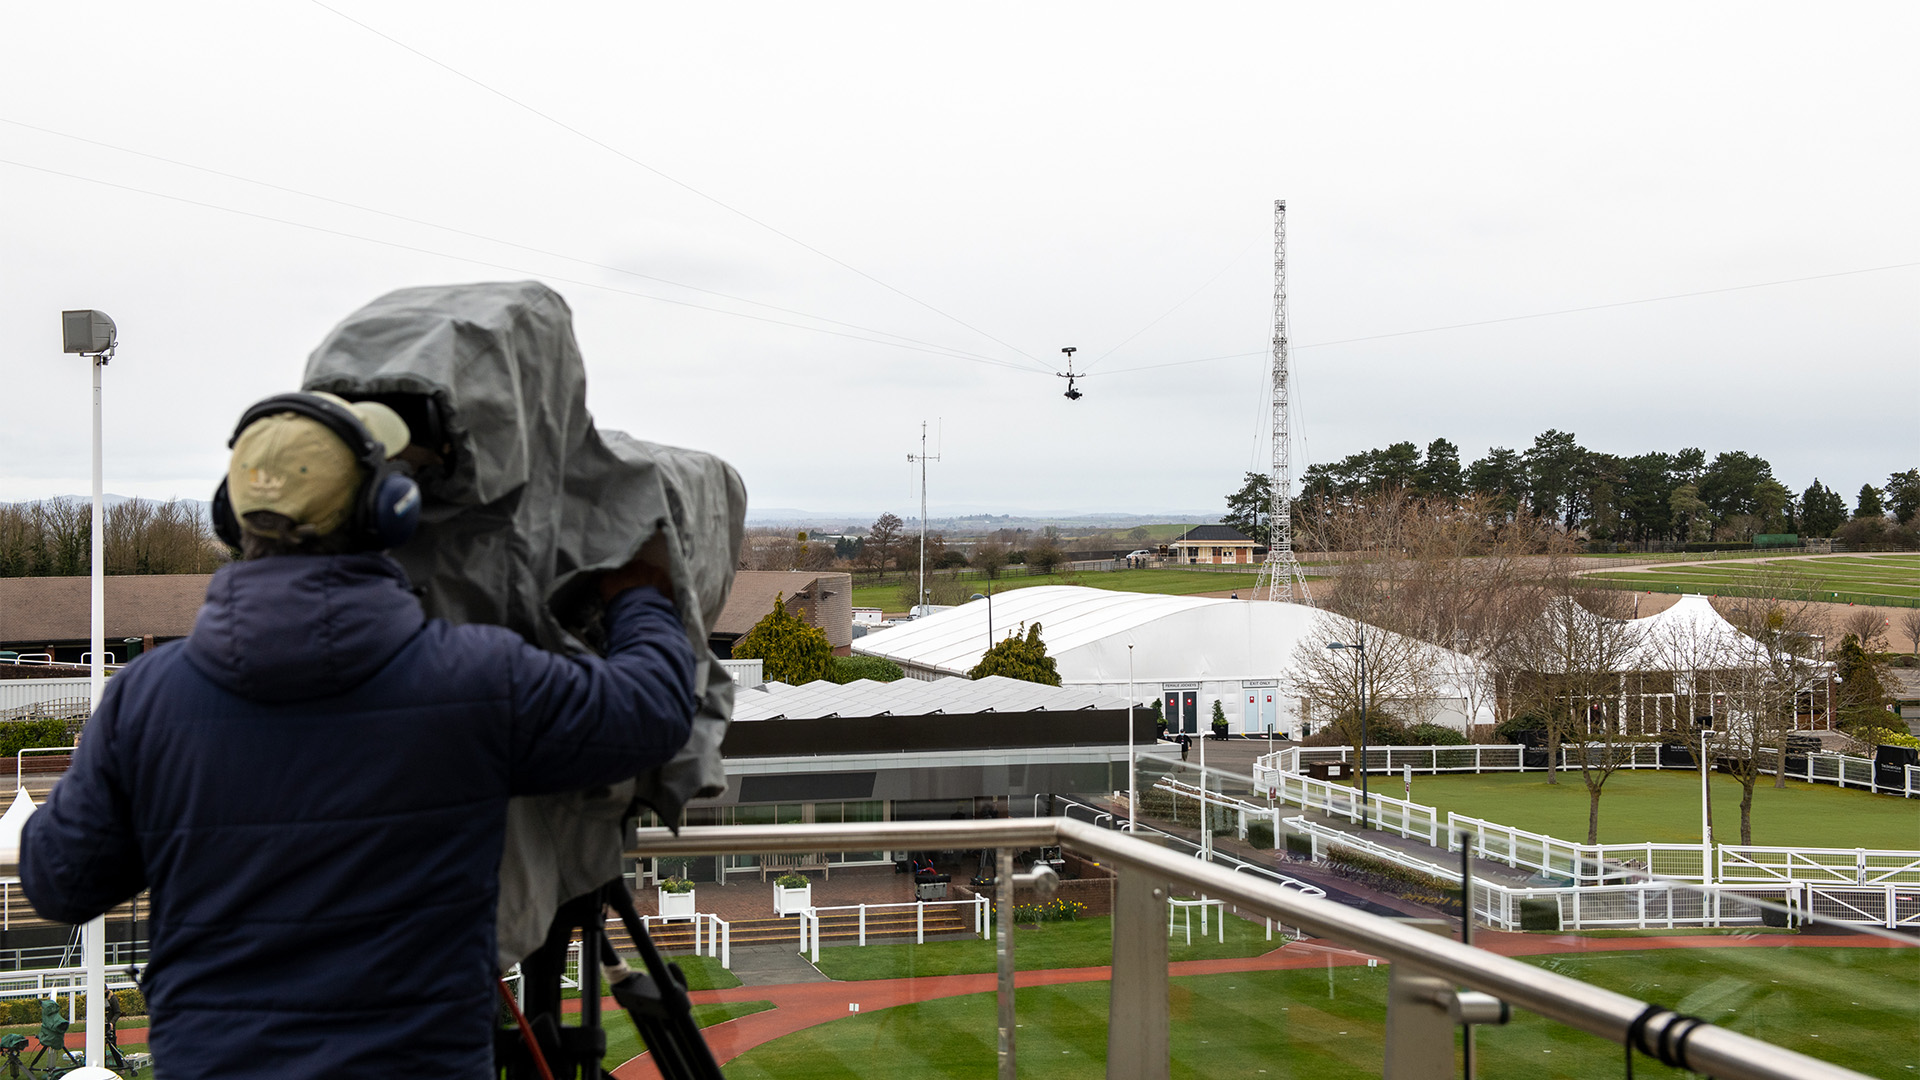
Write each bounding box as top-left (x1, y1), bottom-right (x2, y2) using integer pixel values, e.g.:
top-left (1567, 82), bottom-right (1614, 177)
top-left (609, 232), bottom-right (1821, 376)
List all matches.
top-left (607, 931), bottom-right (1906, 1078)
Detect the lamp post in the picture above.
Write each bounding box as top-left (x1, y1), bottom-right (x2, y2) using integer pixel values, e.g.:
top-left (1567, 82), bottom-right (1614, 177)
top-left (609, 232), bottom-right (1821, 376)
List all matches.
top-left (1327, 640), bottom-right (1369, 830)
top-left (62, 308), bottom-right (115, 1070)
top-left (1697, 718), bottom-right (1714, 877)
top-left (1127, 644), bottom-right (1136, 834)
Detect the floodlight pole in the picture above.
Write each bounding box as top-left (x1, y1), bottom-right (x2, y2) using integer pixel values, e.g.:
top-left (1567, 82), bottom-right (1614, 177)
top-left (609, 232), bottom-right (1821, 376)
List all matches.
top-left (1127, 644), bottom-right (1137, 834)
top-left (1328, 641), bottom-right (1369, 831)
top-left (63, 311), bottom-right (115, 1071)
top-left (1700, 724), bottom-right (1713, 878)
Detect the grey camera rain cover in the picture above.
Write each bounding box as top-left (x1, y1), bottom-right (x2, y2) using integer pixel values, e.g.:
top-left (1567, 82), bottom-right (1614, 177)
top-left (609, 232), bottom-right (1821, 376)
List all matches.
top-left (302, 281), bottom-right (744, 969)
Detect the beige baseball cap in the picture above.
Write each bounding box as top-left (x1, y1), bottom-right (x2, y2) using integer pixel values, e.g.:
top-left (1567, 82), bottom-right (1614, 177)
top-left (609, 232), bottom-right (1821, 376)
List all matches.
top-left (227, 392), bottom-right (411, 537)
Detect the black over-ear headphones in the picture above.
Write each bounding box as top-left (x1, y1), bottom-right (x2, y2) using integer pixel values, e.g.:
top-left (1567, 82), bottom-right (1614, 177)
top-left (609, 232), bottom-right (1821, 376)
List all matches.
top-left (212, 392), bottom-right (422, 552)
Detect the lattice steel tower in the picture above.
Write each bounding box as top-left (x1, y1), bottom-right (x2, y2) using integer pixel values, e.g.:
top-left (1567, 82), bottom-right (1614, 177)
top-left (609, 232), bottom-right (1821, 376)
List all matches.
top-left (1255, 199), bottom-right (1312, 605)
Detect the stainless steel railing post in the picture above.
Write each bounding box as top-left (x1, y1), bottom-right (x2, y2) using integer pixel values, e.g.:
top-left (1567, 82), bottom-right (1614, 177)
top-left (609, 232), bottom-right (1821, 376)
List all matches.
top-left (1107, 861), bottom-right (1170, 1080)
top-left (996, 848), bottom-right (1015, 1080)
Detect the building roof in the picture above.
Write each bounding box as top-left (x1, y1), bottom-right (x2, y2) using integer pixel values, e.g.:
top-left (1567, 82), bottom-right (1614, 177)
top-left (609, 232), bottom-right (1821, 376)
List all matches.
top-left (732, 674), bottom-right (1126, 721)
top-left (1173, 524), bottom-right (1254, 544)
top-left (0, 575), bottom-right (211, 645)
top-left (713, 570), bottom-right (853, 648)
top-left (850, 585), bottom-right (1484, 696)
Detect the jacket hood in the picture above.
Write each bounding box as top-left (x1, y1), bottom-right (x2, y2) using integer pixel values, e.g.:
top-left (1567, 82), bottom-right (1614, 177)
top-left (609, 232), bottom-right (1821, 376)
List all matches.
top-left (185, 554), bottom-right (428, 702)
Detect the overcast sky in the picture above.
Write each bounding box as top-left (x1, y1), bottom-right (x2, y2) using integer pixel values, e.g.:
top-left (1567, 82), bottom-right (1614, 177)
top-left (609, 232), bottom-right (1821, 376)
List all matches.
top-left (4, 2), bottom-right (1915, 522)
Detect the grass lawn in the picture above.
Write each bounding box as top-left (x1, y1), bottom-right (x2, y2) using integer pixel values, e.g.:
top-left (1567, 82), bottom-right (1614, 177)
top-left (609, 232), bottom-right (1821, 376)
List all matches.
top-left (1583, 553), bottom-right (1920, 606)
top-left (851, 568), bottom-right (1272, 612)
top-left (723, 947), bottom-right (1920, 1079)
top-left (1360, 769), bottom-right (1920, 849)
top-left (811, 914), bottom-right (1280, 981)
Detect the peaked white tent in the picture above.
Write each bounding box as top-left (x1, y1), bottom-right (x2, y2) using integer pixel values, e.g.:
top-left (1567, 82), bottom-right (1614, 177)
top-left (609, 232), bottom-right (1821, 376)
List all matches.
top-left (0, 788), bottom-right (36, 866)
top-left (1620, 594), bottom-right (1773, 671)
top-left (853, 586), bottom-right (1492, 735)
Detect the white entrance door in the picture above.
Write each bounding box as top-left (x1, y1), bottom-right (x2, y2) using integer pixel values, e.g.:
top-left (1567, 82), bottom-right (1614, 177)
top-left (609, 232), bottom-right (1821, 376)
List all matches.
top-left (1243, 690), bottom-right (1278, 733)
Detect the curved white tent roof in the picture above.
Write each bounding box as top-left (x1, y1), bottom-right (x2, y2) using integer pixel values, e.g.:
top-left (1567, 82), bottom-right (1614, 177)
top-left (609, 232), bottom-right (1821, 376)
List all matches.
top-left (1620, 594), bottom-right (1773, 670)
top-left (852, 585), bottom-right (1481, 695)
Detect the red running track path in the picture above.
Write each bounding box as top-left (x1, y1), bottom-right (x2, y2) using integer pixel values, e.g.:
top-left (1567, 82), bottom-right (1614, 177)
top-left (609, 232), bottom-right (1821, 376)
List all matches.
top-left (609, 932), bottom-right (1906, 1078)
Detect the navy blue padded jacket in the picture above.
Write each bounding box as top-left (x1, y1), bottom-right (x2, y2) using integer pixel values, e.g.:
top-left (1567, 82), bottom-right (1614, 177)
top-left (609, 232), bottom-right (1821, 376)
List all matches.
top-left (20, 553), bottom-right (695, 1078)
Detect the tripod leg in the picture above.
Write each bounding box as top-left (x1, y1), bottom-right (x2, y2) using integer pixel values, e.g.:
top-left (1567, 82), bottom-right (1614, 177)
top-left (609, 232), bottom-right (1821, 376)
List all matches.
top-left (600, 882), bottom-right (724, 1080)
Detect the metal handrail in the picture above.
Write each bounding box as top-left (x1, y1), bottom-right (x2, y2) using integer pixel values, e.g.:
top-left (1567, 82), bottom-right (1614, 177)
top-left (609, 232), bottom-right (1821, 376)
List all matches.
top-left (630, 817), bottom-right (1875, 1080)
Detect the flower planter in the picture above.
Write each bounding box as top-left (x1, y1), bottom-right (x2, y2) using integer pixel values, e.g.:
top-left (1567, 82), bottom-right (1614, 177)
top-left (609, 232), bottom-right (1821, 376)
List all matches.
top-left (657, 887), bottom-right (697, 921)
top-left (774, 883), bottom-right (812, 916)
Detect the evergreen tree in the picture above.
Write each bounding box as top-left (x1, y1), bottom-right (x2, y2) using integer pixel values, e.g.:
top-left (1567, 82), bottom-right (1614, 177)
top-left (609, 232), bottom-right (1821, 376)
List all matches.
top-left (1886, 469), bottom-right (1920, 525)
top-left (967, 622), bottom-right (1061, 685)
top-left (1856, 484), bottom-right (1885, 520)
top-left (1465, 447), bottom-right (1527, 515)
top-left (733, 594), bottom-right (834, 684)
top-left (1416, 438), bottom-right (1463, 499)
top-left (1799, 480), bottom-right (1847, 537)
top-left (1220, 472), bottom-right (1274, 545)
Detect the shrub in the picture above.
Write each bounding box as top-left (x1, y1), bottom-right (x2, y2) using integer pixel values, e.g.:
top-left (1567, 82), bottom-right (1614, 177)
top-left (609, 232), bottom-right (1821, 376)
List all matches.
top-left (827, 655), bottom-right (904, 684)
top-left (732, 595), bottom-right (833, 684)
top-left (1284, 833), bottom-right (1313, 861)
top-left (1404, 723), bottom-right (1468, 747)
top-left (773, 873), bottom-right (811, 889)
top-left (0, 717), bottom-right (70, 759)
top-left (659, 876), bottom-right (695, 894)
top-left (1247, 822), bottom-right (1275, 850)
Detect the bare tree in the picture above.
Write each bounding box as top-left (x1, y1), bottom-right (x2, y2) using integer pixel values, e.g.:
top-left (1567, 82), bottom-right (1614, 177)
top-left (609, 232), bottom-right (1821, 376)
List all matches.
top-left (1840, 608), bottom-right (1890, 654)
top-left (863, 513), bottom-right (905, 574)
top-left (1505, 572), bottom-right (1647, 841)
top-left (1289, 610), bottom-right (1440, 756)
top-left (1718, 571), bottom-right (1830, 797)
top-left (1901, 608), bottom-right (1920, 657)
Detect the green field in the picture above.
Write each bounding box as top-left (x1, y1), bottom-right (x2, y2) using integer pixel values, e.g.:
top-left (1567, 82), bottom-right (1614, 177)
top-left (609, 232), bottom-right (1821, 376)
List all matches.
top-left (1361, 769), bottom-right (1920, 849)
top-left (722, 948), bottom-right (1920, 1079)
top-left (812, 914), bottom-right (1279, 982)
top-left (851, 568), bottom-right (1270, 612)
top-left (1582, 553), bottom-right (1920, 608)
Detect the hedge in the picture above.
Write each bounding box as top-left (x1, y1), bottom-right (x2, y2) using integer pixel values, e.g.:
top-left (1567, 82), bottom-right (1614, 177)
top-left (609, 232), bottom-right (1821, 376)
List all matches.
top-left (0, 718), bottom-right (70, 760)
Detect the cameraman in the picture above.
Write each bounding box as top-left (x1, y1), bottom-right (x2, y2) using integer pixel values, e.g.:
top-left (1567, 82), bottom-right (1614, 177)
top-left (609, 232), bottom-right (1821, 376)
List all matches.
top-left (21, 392), bottom-right (696, 1078)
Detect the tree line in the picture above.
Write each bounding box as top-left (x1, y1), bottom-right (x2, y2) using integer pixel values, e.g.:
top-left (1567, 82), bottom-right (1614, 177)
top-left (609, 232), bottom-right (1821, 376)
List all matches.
top-left (0, 499), bottom-right (229, 577)
top-left (1223, 431), bottom-right (1918, 547)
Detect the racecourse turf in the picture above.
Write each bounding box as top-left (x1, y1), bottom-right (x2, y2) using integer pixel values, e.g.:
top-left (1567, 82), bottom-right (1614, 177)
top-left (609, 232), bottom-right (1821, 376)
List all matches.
top-left (1358, 769), bottom-right (1920, 849)
top-left (719, 947), bottom-right (1920, 1079)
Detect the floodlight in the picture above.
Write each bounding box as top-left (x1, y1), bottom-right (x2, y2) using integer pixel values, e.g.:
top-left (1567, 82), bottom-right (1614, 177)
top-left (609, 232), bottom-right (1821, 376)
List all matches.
top-left (62, 310), bottom-right (117, 356)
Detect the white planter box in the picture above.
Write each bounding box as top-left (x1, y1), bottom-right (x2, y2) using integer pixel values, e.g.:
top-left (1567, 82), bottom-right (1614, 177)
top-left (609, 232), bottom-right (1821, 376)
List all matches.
top-left (774, 883), bottom-right (813, 916)
top-left (658, 888), bottom-right (697, 921)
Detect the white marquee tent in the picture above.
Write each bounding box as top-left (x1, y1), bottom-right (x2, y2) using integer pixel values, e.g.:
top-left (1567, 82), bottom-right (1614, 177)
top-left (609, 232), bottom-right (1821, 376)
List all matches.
top-left (852, 586), bottom-right (1492, 736)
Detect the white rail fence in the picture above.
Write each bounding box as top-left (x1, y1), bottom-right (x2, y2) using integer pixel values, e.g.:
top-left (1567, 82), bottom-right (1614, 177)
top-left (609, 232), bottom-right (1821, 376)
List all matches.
top-left (796, 897), bottom-right (989, 962)
top-left (1242, 768), bottom-right (1442, 845)
top-left (1446, 812), bottom-right (1709, 884)
top-left (1287, 816), bottom-right (1920, 931)
top-left (1256, 744), bottom-right (1918, 797)
top-left (1717, 846), bottom-right (1920, 886)
top-left (1251, 751), bottom-right (1920, 928)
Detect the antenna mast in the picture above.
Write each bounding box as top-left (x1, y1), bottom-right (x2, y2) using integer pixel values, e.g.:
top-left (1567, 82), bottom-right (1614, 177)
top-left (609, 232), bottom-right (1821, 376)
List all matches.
top-left (1256, 199), bottom-right (1312, 605)
top-left (907, 421), bottom-right (942, 614)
